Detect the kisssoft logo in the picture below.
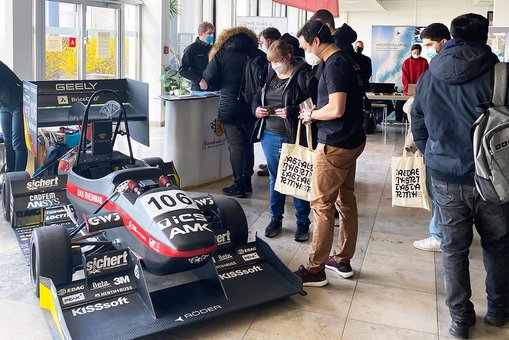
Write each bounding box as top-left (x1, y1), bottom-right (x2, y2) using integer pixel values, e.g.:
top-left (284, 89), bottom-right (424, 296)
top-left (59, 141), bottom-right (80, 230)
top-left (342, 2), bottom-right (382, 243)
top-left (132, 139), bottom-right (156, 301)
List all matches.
top-left (71, 297), bottom-right (129, 317)
top-left (218, 265), bottom-right (263, 280)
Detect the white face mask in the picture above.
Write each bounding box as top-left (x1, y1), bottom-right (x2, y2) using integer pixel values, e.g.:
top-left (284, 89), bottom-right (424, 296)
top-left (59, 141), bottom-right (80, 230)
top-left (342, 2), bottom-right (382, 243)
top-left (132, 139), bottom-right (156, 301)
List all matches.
top-left (272, 62), bottom-right (288, 74)
top-left (305, 51), bottom-right (321, 66)
top-left (261, 44), bottom-right (269, 53)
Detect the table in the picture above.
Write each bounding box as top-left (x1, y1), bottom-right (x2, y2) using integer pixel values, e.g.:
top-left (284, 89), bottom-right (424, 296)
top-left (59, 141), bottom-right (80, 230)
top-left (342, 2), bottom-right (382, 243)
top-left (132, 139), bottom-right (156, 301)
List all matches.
top-left (366, 92), bottom-right (411, 142)
top-left (160, 93), bottom-right (232, 189)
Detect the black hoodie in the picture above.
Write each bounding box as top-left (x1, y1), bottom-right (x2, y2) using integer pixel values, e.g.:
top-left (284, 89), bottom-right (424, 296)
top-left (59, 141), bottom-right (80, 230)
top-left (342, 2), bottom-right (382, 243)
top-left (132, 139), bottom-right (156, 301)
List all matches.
top-left (412, 39), bottom-right (499, 184)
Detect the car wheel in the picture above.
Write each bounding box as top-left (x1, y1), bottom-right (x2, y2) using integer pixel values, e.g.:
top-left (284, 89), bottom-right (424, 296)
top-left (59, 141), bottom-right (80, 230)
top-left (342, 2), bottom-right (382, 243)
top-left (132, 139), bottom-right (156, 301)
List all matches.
top-left (30, 225), bottom-right (73, 297)
top-left (2, 171), bottom-right (30, 222)
top-left (212, 196), bottom-right (248, 246)
top-left (141, 157), bottom-right (164, 167)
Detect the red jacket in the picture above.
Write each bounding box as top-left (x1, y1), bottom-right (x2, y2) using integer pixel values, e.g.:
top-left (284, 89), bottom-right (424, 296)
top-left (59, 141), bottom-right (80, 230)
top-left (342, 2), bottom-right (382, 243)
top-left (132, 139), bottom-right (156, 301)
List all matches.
top-left (402, 57), bottom-right (429, 94)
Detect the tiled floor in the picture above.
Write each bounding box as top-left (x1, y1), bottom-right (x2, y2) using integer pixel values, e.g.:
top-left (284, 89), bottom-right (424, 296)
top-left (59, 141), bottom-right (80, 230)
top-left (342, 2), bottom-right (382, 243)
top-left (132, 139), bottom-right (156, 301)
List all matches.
top-left (0, 125), bottom-right (507, 339)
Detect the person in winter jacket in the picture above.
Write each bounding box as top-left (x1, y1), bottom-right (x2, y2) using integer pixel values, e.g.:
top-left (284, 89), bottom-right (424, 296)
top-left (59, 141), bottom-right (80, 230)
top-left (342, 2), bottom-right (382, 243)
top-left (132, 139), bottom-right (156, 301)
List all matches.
top-left (252, 40), bottom-right (317, 242)
top-left (401, 44), bottom-right (429, 94)
top-left (412, 13), bottom-right (509, 339)
top-left (179, 22), bottom-right (214, 91)
top-left (202, 26), bottom-right (264, 198)
top-left (0, 60), bottom-right (27, 172)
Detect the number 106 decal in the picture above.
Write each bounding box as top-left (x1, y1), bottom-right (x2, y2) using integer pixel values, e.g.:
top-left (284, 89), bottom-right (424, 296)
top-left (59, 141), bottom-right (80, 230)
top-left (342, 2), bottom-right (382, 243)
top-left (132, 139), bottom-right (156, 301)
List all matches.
top-left (139, 190), bottom-right (198, 218)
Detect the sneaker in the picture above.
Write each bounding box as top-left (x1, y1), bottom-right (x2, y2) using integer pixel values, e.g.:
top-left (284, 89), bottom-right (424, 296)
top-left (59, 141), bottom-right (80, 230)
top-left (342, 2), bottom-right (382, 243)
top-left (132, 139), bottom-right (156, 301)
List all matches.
top-left (264, 220), bottom-right (282, 238)
top-left (484, 311), bottom-right (509, 327)
top-left (222, 184), bottom-right (247, 198)
top-left (413, 236), bottom-right (441, 252)
top-left (293, 265), bottom-right (328, 287)
top-left (325, 257), bottom-right (354, 279)
top-left (259, 164), bottom-right (268, 169)
top-left (257, 168), bottom-right (269, 176)
top-left (294, 222), bottom-right (309, 242)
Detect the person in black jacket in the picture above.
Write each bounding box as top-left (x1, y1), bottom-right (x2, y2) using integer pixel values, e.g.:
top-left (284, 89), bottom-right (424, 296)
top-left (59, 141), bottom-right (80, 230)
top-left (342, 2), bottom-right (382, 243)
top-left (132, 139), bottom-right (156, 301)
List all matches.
top-left (202, 26), bottom-right (264, 198)
top-left (412, 13), bottom-right (509, 339)
top-left (252, 40), bottom-right (317, 242)
top-left (179, 22), bottom-right (214, 91)
top-left (0, 60), bottom-right (27, 172)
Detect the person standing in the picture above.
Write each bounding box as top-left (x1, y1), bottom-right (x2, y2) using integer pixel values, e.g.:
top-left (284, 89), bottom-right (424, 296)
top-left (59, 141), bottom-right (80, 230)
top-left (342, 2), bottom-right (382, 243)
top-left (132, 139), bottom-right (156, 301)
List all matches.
top-left (294, 20), bottom-right (366, 286)
top-left (252, 40), bottom-right (317, 242)
top-left (401, 44), bottom-right (429, 95)
top-left (0, 60), bottom-right (27, 172)
top-left (354, 40), bottom-right (372, 92)
top-left (179, 22), bottom-right (215, 91)
top-left (412, 13), bottom-right (509, 339)
top-left (202, 27), bottom-right (264, 198)
top-left (411, 23), bottom-right (451, 252)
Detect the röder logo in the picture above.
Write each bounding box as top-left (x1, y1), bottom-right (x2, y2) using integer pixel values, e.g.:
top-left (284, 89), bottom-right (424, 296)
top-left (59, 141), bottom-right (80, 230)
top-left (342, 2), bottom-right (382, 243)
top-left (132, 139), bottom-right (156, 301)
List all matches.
top-left (26, 177), bottom-right (59, 191)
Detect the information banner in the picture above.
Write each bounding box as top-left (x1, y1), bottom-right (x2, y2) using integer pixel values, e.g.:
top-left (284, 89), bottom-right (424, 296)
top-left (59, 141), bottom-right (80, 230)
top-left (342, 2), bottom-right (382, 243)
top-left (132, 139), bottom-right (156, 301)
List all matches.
top-left (236, 16), bottom-right (288, 35)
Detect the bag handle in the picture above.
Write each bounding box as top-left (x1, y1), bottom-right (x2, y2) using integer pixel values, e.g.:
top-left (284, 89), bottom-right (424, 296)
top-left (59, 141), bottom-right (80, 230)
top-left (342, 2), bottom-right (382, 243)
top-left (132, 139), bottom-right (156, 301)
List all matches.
top-left (294, 121), bottom-right (314, 152)
top-left (492, 62), bottom-right (508, 107)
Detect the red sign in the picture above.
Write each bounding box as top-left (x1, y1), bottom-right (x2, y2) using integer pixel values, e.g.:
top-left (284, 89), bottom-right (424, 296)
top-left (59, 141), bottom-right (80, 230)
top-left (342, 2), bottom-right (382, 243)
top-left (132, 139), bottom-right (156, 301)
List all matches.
top-left (68, 37), bottom-right (76, 47)
top-left (273, 0), bottom-right (339, 17)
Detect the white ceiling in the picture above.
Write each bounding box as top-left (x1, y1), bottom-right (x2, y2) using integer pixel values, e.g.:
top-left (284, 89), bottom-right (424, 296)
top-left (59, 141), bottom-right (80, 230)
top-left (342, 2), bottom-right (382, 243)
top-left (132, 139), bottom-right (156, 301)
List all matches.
top-left (340, 0), bottom-right (494, 12)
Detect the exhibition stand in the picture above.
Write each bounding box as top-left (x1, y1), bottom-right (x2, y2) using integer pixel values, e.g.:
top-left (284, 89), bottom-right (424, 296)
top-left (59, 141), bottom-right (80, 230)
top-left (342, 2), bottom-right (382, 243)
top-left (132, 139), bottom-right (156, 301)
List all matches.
top-left (160, 93), bottom-right (231, 189)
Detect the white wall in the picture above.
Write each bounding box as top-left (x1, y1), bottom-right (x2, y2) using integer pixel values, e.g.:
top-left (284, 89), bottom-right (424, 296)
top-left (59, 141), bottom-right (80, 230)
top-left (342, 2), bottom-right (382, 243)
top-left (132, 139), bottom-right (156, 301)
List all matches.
top-left (0, 0), bottom-right (14, 67)
top-left (346, 0), bottom-right (493, 57)
top-left (493, 0), bottom-right (509, 26)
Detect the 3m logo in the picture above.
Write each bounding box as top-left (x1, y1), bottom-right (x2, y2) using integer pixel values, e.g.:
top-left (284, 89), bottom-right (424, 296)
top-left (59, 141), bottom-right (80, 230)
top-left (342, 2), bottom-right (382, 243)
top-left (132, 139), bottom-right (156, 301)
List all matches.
top-left (113, 275), bottom-right (130, 286)
top-left (71, 297), bottom-right (129, 317)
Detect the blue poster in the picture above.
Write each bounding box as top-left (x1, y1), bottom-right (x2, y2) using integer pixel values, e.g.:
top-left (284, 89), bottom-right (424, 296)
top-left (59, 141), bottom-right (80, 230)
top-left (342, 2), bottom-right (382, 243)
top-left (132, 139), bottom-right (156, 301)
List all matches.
top-left (371, 26), bottom-right (415, 92)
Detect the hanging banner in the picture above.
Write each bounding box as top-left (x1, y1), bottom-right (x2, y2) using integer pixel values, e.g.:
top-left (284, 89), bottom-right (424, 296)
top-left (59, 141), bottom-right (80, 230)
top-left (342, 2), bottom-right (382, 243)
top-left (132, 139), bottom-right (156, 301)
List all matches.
top-left (237, 16), bottom-right (288, 35)
top-left (272, 0), bottom-right (339, 17)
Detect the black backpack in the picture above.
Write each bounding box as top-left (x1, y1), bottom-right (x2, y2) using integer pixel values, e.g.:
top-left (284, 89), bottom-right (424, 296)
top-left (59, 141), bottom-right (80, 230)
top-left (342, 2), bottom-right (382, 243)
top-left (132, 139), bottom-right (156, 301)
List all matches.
top-left (239, 56), bottom-right (268, 105)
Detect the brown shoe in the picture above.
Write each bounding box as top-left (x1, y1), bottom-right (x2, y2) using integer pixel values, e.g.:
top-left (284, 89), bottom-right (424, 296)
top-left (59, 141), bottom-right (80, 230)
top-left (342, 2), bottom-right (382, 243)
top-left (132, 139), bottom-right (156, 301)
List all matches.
top-left (257, 168), bottom-right (269, 176)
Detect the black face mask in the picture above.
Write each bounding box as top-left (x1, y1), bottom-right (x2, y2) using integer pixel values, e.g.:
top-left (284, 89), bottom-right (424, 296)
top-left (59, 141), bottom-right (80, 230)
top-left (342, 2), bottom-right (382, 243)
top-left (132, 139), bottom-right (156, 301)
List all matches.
top-left (356, 47), bottom-right (364, 54)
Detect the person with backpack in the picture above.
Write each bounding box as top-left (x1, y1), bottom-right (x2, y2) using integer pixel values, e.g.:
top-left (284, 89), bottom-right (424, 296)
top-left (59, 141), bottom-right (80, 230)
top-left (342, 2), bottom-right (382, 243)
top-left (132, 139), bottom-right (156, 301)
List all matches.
top-left (202, 27), bottom-right (264, 198)
top-left (412, 14), bottom-right (509, 339)
top-left (252, 40), bottom-right (317, 242)
top-left (0, 60), bottom-right (27, 173)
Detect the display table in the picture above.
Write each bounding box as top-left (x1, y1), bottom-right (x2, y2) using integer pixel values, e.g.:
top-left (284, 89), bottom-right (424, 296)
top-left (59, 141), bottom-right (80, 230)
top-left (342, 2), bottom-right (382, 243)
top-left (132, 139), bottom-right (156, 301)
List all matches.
top-left (160, 93), bottom-right (231, 189)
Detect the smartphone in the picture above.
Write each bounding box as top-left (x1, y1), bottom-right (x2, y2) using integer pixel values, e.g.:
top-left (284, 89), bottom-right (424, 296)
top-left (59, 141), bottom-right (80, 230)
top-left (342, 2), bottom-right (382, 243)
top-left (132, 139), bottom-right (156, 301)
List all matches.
top-left (262, 106), bottom-right (277, 116)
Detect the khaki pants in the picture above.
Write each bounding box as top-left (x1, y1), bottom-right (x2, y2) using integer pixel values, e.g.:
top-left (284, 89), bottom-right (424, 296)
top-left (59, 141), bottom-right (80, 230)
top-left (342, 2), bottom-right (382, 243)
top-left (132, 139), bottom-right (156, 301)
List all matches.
top-left (307, 141), bottom-right (366, 272)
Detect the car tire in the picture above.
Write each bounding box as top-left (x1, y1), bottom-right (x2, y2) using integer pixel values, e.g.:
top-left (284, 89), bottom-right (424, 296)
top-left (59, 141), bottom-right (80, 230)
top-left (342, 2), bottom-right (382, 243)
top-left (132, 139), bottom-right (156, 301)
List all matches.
top-left (212, 196), bottom-right (248, 246)
top-left (2, 171), bottom-right (30, 222)
top-left (30, 225), bottom-right (73, 297)
top-left (141, 157), bottom-right (164, 167)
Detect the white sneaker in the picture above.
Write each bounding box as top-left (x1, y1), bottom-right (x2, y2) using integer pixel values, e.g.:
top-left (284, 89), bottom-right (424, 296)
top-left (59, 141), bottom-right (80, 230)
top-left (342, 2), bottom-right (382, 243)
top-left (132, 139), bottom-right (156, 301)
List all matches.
top-left (413, 236), bottom-right (441, 252)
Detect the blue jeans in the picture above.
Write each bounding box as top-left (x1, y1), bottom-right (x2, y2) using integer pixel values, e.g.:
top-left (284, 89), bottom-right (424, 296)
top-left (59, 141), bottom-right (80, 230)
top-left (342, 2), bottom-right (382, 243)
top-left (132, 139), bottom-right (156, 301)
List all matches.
top-left (0, 106), bottom-right (28, 172)
top-left (261, 131), bottom-right (310, 224)
top-left (222, 122), bottom-right (254, 190)
top-left (426, 171), bottom-right (442, 241)
top-left (432, 178), bottom-right (509, 323)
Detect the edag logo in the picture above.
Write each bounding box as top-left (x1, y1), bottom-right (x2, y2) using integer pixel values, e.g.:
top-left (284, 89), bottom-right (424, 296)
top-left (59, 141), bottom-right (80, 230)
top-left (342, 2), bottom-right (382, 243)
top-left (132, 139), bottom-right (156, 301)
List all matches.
top-left (26, 177), bottom-right (59, 191)
top-left (71, 297), bottom-right (129, 317)
top-left (86, 251), bottom-right (128, 275)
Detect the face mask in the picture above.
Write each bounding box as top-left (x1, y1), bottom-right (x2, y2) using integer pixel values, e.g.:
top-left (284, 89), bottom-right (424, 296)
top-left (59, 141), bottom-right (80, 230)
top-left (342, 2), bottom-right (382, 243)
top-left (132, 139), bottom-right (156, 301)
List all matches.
top-left (261, 44), bottom-right (269, 53)
top-left (411, 54), bottom-right (420, 59)
top-left (356, 47), bottom-right (364, 54)
top-left (205, 35), bottom-right (214, 45)
top-left (425, 48), bottom-right (437, 59)
top-left (272, 62), bottom-right (288, 74)
top-left (305, 51), bottom-right (321, 66)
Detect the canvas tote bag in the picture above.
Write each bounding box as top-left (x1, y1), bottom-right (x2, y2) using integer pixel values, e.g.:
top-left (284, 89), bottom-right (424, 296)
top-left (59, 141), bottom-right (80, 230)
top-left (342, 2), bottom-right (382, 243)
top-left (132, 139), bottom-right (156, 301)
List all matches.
top-left (391, 149), bottom-right (431, 211)
top-left (274, 122), bottom-right (314, 201)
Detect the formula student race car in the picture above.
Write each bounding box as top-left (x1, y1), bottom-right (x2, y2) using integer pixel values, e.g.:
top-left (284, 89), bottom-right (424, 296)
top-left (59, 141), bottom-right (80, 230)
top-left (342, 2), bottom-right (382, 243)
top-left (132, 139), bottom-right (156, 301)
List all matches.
top-left (17, 90), bottom-right (302, 339)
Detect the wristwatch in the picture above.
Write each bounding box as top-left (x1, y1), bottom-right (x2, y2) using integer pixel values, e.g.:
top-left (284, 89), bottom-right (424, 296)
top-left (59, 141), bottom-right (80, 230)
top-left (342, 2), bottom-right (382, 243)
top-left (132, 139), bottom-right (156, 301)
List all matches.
top-left (307, 109), bottom-right (313, 118)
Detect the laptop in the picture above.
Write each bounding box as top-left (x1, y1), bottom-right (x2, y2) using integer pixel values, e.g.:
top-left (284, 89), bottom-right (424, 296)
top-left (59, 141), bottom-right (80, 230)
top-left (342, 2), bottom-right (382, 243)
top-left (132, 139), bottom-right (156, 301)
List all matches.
top-left (369, 82), bottom-right (396, 94)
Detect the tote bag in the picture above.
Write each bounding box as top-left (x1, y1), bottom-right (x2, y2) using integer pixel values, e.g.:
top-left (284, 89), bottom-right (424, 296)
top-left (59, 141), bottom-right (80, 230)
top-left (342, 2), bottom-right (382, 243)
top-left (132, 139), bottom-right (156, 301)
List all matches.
top-left (274, 122), bottom-right (314, 201)
top-left (391, 149), bottom-right (431, 211)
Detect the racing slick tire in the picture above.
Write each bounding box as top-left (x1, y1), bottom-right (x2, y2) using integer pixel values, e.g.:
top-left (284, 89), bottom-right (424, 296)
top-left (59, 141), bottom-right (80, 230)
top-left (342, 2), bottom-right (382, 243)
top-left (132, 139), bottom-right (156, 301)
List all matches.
top-left (213, 196), bottom-right (248, 246)
top-left (2, 171), bottom-right (30, 222)
top-left (141, 157), bottom-right (164, 167)
top-left (30, 225), bottom-right (73, 297)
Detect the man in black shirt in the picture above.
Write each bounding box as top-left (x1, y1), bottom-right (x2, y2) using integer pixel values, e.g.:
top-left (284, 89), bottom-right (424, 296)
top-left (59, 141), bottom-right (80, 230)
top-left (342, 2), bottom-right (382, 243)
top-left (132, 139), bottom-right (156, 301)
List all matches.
top-left (293, 20), bottom-right (366, 287)
top-left (354, 40), bottom-right (372, 91)
top-left (179, 22), bottom-right (214, 91)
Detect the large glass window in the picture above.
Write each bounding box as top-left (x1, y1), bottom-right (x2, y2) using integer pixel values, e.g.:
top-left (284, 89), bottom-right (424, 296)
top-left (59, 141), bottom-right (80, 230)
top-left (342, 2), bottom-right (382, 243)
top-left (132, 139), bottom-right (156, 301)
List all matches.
top-left (124, 4), bottom-right (139, 79)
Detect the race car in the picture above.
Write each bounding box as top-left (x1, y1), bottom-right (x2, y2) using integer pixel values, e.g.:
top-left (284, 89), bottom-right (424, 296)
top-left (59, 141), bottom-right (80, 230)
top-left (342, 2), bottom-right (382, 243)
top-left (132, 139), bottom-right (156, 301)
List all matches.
top-left (23, 90), bottom-right (302, 339)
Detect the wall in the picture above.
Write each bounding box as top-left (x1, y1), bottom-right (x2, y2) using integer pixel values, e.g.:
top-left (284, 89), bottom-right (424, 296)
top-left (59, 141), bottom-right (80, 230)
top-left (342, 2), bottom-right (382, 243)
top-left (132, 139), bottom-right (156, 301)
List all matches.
top-left (344, 0), bottom-right (493, 57)
top-left (493, 0), bottom-right (509, 26)
top-left (0, 0), bottom-right (13, 67)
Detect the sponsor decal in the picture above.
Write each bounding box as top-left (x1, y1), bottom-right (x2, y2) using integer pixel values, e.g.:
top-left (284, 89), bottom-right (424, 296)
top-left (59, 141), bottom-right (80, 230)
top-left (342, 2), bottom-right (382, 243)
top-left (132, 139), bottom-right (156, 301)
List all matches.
top-left (133, 265), bottom-right (140, 279)
top-left (237, 247), bottom-right (256, 255)
top-left (201, 138), bottom-right (225, 150)
top-left (156, 212), bottom-right (208, 230)
top-left (215, 261), bottom-right (237, 270)
top-left (27, 198), bottom-right (61, 209)
top-left (175, 305), bottom-right (222, 322)
top-left (57, 95), bottom-right (69, 104)
top-left (168, 223), bottom-right (212, 240)
top-left (93, 285), bottom-right (134, 299)
top-left (139, 190), bottom-right (198, 219)
top-left (216, 230), bottom-right (231, 246)
top-left (113, 275), bottom-right (130, 286)
top-left (217, 253), bottom-right (233, 262)
top-left (62, 292), bottom-right (85, 305)
top-left (87, 212), bottom-right (121, 226)
top-left (45, 212), bottom-right (68, 221)
top-left (148, 238), bottom-right (160, 252)
top-left (193, 196), bottom-right (214, 207)
top-left (86, 251), bottom-right (129, 275)
top-left (188, 254), bottom-right (209, 264)
top-left (76, 188), bottom-right (104, 204)
top-left (29, 192), bottom-right (56, 202)
top-left (127, 220), bottom-right (147, 242)
top-left (55, 82), bottom-right (98, 92)
top-left (242, 252), bottom-right (260, 261)
top-left (219, 265), bottom-right (263, 280)
top-left (90, 280), bottom-right (111, 290)
top-left (57, 284), bottom-right (85, 297)
top-left (71, 296), bottom-right (129, 317)
top-left (26, 176), bottom-right (59, 191)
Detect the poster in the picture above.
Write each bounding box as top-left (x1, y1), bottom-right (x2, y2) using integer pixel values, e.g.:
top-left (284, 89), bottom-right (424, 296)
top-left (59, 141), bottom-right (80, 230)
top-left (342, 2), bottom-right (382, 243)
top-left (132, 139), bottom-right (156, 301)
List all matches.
top-left (236, 16), bottom-right (288, 35)
top-left (47, 36), bottom-right (63, 52)
top-left (371, 26), bottom-right (416, 92)
top-left (97, 32), bottom-right (110, 59)
top-left (488, 32), bottom-right (506, 62)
